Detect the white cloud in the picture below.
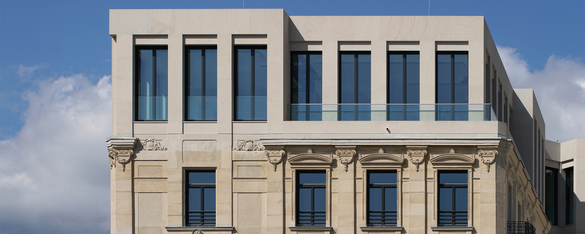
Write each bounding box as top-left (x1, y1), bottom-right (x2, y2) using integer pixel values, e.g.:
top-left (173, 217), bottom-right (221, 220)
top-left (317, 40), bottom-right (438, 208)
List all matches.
top-left (498, 46), bottom-right (585, 142)
top-left (0, 74), bottom-right (111, 234)
top-left (15, 64), bottom-right (48, 80)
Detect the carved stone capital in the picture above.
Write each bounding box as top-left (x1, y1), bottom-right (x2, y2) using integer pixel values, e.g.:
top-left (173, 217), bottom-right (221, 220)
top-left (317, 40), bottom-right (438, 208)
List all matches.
top-left (335, 146), bottom-right (356, 172)
top-left (406, 146), bottom-right (428, 172)
top-left (107, 138), bottom-right (139, 172)
top-left (265, 149), bottom-right (286, 172)
top-left (478, 146), bottom-right (499, 172)
top-left (234, 139), bottom-right (265, 151)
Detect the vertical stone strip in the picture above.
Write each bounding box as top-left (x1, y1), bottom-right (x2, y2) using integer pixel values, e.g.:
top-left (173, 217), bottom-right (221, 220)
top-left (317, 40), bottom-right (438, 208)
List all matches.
top-left (107, 138), bottom-right (138, 234)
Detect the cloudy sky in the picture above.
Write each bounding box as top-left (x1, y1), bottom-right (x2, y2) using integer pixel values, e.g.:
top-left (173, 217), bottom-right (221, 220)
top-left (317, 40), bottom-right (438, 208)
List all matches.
top-left (0, 0), bottom-right (584, 233)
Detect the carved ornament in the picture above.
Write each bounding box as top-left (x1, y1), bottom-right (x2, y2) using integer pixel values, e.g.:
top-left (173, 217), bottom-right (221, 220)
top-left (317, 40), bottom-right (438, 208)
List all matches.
top-left (478, 146), bottom-right (499, 172)
top-left (406, 146), bottom-right (427, 172)
top-left (139, 139), bottom-right (167, 151)
top-left (335, 146), bottom-right (356, 172)
top-left (106, 138), bottom-right (138, 172)
top-left (234, 139), bottom-right (265, 151)
top-left (265, 149), bottom-right (286, 172)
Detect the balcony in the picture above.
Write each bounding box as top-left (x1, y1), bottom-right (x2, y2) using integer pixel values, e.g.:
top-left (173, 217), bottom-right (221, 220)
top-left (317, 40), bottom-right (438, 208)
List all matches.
top-left (290, 103), bottom-right (496, 121)
top-left (507, 221), bottom-right (535, 234)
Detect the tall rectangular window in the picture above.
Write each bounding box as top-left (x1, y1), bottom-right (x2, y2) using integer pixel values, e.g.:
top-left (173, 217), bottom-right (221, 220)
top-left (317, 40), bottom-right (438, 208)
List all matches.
top-left (498, 82), bottom-right (503, 121)
top-left (186, 47), bottom-right (217, 121)
top-left (297, 171), bottom-right (326, 226)
top-left (438, 171), bottom-right (468, 226)
top-left (565, 167), bottom-right (574, 225)
top-left (135, 47), bottom-right (168, 120)
top-left (436, 52), bottom-right (468, 120)
top-left (339, 52), bottom-right (371, 121)
top-left (235, 47), bottom-right (267, 121)
top-left (186, 171), bottom-right (216, 226)
top-left (291, 52), bottom-right (322, 121)
top-left (367, 171), bottom-right (397, 226)
top-left (504, 96), bottom-right (508, 124)
top-left (492, 70), bottom-right (497, 114)
top-left (545, 167), bottom-right (558, 225)
top-left (388, 52), bottom-right (420, 120)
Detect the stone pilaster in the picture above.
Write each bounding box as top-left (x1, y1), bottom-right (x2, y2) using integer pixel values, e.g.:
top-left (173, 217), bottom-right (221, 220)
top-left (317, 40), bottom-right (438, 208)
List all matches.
top-left (107, 138), bottom-right (138, 234)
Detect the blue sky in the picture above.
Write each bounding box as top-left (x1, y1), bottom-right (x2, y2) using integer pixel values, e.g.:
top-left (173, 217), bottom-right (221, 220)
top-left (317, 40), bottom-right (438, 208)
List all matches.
top-left (1, 1), bottom-right (584, 234)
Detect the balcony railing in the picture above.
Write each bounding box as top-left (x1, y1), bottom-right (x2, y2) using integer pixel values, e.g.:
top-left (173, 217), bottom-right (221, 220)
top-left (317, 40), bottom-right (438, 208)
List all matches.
top-left (290, 103), bottom-right (496, 121)
top-left (368, 210), bottom-right (397, 226)
top-left (507, 221), bottom-right (536, 234)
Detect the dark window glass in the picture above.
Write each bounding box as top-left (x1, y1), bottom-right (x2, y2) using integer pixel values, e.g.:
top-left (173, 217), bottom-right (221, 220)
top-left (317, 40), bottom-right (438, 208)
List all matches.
top-left (136, 47), bottom-right (168, 120)
top-left (367, 171), bottom-right (397, 226)
top-left (339, 52), bottom-right (371, 121)
top-left (388, 52), bottom-right (420, 121)
top-left (297, 171), bottom-right (326, 226)
top-left (504, 96), bottom-right (508, 124)
top-left (565, 167), bottom-right (574, 225)
top-left (186, 47), bottom-right (217, 121)
top-left (438, 171), bottom-right (468, 226)
top-left (291, 52), bottom-right (322, 121)
top-left (436, 52), bottom-right (468, 121)
top-left (186, 171), bottom-right (215, 226)
top-left (235, 47), bottom-right (267, 121)
top-left (545, 167), bottom-right (558, 225)
top-left (498, 83), bottom-right (502, 121)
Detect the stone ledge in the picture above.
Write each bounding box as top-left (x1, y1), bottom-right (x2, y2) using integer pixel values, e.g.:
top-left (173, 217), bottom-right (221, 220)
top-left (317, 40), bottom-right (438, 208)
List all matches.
top-left (289, 226), bottom-right (333, 231)
top-left (430, 226), bottom-right (474, 231)
top-left (360, 226), bottom-right (404, 231)
top-left (165, 226), bottom-right (235, 232)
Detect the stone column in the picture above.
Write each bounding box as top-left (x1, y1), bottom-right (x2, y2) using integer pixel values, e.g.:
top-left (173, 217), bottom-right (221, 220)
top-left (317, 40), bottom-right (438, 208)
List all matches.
top-left (107, 138), bottom-right (139, 234)
top-left (266, 147), bottom-right (286, 234)
top-left (336, 146), bottom-right (357, 234)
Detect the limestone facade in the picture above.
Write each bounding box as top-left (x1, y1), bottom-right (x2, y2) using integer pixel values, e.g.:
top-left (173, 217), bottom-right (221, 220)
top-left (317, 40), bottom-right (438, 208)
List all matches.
top-left (108, 9), bottom-right (556, 234)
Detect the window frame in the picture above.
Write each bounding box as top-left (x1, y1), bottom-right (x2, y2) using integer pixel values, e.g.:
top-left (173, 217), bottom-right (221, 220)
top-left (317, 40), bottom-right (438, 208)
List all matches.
top-left (295, 170), bottom-right (327, 226)
top-left (366, 170), bottom-right (398, 226)
top-left (338, 51), bottom-right (372, 121)
top-left (545, 167), bottom-right (558, 225)
top-left (434, 169), bottom-right (472, 227)
top-left (234, 45), bottom-right (268, 121)
top-left (134, 46), bottom-right (169, 121)
top-left (290, 51), bottom-right (323, 121)
top-left (184, 46), bottom-right (218, 121)
top-left (387, 51), bottom-right (420, 121)
top-left (185, 170), bottom-right (216, 227)
top-left (435, 51), bottom-right (469, 121)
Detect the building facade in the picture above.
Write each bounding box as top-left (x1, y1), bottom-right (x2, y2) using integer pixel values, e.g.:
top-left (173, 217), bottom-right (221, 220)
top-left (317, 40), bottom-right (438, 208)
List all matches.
top-left (107, 9), bottom-right (569, 234)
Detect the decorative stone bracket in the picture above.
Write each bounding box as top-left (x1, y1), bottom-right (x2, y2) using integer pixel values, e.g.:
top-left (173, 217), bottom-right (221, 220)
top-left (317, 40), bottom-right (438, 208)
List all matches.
top-left (478, 146), bottom-right (499, 172)
top-left (107, 138), bottom-right (139, 172)
top-left (265, 149), bottom-right (286, 172)
top-left (335, 146), bottom-right (356, 172)
top-left (406, 146), bottom-right (428, 172)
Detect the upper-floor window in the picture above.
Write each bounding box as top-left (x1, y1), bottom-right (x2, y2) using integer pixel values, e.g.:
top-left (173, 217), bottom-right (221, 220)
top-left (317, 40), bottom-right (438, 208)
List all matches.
top-left (438, 171), bottom-right (468, 226)
top-left (565, 167), bottom-right (574, 225)
top-left (235, 46), bottom-right (267, 121)
top-left (436, 52), bottom-right (468, 120)
top-left (367, 171), bottom-right (397, 226)
top-left (291, 52), bottom-right (323, 121)
top-left (339, 52), bottom-right (371, 121)
top-left (297, 171), bottom-right (326, 226)
top-left (135, 47), bottom-right (168, 120)
top-left (186, 171), bottom-right (216, 226)
top-left (388, 52), bottom-right (419, 121)
top-left (545, 167), bottom-right (558, 225)
top-left (186, 47), bottom-right (217, 121)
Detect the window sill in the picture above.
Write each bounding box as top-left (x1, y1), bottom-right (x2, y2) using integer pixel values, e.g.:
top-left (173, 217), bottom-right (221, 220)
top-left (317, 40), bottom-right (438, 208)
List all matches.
top-left (184, 121), bottom-right (218, 123)
top-left (134, 120), bottom-right (168, 124)
top-left (289, 226), bottom-right (333, 231)
top-left (360, 226), bottom-right (404, 231)
top-left (431, 226), bottom-right (474, 231)
top-left (233, 120), bottom-right (267, 123)
top-left (165, 226), bottom-right (234, 232)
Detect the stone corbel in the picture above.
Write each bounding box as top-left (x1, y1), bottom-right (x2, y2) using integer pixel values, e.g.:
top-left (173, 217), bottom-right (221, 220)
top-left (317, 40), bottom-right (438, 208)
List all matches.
top-left (335, 146), bottom-right (356, 172)
top-left (107, 138), bottom-right (139, 172)
top-left (478, 146), bottom-right (499, 172)
top-left (265, 147), bottom-right (286, 172)
top-left (406, 146), bottom-right (428, 172)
